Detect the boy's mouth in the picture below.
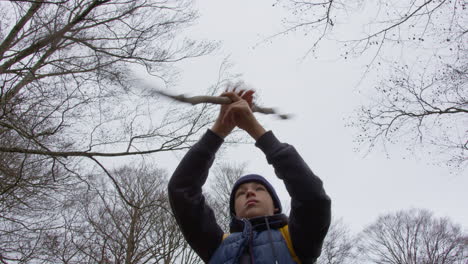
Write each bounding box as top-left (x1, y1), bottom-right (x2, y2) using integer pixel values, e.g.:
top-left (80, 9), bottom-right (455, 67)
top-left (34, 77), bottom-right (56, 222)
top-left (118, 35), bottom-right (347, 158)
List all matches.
top-left (245, 199), bottom-right (258, 207)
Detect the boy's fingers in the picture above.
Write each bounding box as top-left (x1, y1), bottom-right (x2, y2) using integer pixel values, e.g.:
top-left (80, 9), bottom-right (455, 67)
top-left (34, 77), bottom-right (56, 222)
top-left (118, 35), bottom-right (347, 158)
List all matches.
top-left (242, 90), bottom-right (254, 99)
top-left (221, 89), bottom-right (253, 105)
top-left (245, 90), bottom-right (255, 96)
top-left (222, 103), bottom-right (241, 124)
top-left (222, 107), bottom-right (232, 124)
top-left (246, 97), bottom-right (253, 107)
top-left (220, 92), bottom-right (235, 104)
top-left (223, 92), bottom-right (242, 103)
top-left (242, 90), bottom-right (255, 107)
top-left (243, 90), bottom-right (254, 98)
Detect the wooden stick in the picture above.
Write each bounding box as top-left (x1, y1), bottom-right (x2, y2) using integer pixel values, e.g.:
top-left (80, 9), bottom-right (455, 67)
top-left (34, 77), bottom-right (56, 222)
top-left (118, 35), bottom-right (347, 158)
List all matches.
top-left (151, 89), bottom-right (291, 120)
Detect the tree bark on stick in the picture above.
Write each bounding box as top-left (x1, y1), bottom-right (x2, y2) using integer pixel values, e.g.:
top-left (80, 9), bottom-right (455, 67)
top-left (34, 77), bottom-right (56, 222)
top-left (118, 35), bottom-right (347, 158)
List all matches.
top-left (150, 89), bottom-right (292, 120)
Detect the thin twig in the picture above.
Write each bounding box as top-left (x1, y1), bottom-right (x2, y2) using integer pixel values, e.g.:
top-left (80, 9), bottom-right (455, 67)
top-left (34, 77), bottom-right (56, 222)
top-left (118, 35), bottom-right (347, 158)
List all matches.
top-left (89, 156), bottom-right (140, 209)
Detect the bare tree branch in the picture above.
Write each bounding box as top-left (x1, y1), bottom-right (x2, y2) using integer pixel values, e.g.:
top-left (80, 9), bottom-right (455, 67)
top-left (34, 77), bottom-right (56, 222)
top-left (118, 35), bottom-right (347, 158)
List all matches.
top-left (0, 144), bottom-right (190, 158)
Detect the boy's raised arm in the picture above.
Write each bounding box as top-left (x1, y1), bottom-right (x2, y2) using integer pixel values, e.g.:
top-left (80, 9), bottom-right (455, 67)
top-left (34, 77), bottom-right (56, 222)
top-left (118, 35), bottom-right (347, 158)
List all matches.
top-left (168, 89), bottom-right (254, 262)
top-left (255, 131), bottom-right (331, 263)
top-left (168, 129), bottom-right (224, 262)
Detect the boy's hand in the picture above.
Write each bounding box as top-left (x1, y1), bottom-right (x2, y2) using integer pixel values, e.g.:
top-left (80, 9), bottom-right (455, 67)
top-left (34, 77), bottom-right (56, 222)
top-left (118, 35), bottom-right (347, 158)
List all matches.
top-left (211, 89), bottom-right (254, 138)
top-left (221, 92), bottom-right (266, 140)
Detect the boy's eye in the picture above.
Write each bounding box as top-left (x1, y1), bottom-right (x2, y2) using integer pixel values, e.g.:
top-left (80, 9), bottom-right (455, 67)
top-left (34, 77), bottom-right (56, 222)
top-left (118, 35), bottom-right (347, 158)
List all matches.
top-left (256, 187), bottom-right (265, 191)
top-left (236, 191), bottom-right (245, 197)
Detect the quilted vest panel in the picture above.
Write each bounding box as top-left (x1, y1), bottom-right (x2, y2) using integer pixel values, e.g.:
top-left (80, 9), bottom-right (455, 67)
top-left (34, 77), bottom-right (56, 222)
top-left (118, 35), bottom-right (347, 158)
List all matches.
top-left (209, 229), bottom-right (297, 264)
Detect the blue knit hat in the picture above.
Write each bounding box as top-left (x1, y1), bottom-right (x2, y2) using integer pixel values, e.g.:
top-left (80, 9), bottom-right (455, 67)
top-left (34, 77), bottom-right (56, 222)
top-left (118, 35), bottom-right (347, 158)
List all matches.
top-left (229, 174), bottom-right (282, 217)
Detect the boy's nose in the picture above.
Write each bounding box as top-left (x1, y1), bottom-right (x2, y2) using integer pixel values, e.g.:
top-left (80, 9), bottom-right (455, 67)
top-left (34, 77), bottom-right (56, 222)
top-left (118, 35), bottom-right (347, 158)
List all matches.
top-left (246, 189), bottom-right (256, 198)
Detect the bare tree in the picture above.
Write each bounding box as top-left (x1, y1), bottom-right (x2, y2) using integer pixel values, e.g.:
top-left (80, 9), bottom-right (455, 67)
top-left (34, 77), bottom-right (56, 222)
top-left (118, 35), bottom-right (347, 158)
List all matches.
top-left (35, 165), bottom-right (203, 264)
top-left (317, 218), bottom-right (356, 264)
top-left (276, 0), bottom-right (467, 169)
top-left (356, 208), bottom-right (468, 264)
top-left (0, 147), bottom-right (83, 263)
top-left (0, 0), bottom-right (217, 200)
top-left (270, 0), bottom-right (351, 57)
top-left (276, 0), bottom-right (465, 59)
top-left (79, 165), bottom-right (201, 264)
top-left (0, 1), bottom-right (221, 261)
top-left (0, 0), bottom-right (216, 155)
top-left (207, 162), bottom-right (246, 231)
top-left (353, 59), bottom-right (467, 169)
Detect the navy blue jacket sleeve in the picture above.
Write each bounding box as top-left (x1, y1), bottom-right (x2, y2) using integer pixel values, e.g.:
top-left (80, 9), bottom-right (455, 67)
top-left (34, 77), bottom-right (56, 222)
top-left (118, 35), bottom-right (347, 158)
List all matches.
top-left (255, 131), bottom-right (331, 263)
top-left (167, 129), bottom-right (224, 263)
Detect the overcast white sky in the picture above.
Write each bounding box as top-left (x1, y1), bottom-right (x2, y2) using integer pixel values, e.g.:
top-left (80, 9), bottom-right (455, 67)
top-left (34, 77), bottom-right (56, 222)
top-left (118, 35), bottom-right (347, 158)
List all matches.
top-left (152, 0), bottom-right (467, 233)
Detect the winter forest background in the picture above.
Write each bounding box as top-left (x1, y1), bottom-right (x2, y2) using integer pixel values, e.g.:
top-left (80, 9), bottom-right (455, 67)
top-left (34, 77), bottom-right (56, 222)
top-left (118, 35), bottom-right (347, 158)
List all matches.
top-left (0, 0), bottom-right (466, 263)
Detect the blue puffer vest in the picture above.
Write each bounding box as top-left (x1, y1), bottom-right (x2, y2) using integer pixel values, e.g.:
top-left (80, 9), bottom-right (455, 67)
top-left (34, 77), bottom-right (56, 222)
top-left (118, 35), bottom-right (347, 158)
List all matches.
top-left (209, 216), bottom-right (298, 264)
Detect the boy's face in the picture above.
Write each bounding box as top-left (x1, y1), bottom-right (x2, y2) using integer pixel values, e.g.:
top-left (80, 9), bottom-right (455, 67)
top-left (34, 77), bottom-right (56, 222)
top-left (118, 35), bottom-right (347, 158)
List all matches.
top-left (234, 181), bottom-right (276, 219)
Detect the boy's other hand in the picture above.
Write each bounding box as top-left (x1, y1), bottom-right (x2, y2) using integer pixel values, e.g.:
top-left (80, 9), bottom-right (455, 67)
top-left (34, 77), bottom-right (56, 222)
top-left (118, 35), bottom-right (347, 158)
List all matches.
top-left (211, 89), bottom-right (254, 138)
top-left (221, 91), bottom-right (266, 140)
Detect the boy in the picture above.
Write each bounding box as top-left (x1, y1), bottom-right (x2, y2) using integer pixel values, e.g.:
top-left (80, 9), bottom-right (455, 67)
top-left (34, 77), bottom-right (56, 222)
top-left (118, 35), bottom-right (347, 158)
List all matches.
top-left (168, 90), bottom-right (331, 263)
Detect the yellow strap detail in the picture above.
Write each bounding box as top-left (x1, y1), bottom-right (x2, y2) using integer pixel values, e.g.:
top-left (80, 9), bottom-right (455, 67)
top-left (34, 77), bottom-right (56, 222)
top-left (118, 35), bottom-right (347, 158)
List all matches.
top-left (222, 233), bottom-right (229, 240)
top-left (279, 225), bottom-right (302, 264)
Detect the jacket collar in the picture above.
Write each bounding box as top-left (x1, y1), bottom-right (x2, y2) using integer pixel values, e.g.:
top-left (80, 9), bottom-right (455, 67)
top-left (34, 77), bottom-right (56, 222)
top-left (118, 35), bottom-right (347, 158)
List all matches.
top-left (229, 213), bottom-right (288, 233)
